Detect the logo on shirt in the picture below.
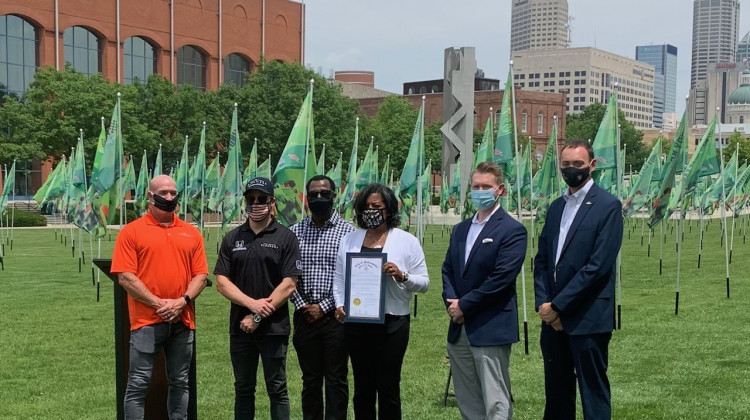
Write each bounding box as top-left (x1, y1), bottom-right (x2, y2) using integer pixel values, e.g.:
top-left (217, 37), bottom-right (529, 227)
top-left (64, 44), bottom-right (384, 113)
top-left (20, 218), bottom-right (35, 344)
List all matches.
top-left (233, 240), bottom-right (247, 251)
top-left (296, 260), bottom-right (302, 270)
top-left (260, 242), bottom-right (278, 249)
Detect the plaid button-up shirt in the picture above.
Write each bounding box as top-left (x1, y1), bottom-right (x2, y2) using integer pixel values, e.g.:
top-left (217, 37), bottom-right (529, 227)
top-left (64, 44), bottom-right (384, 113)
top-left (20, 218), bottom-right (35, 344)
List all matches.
top-left (290, 211), bottom-right (356, 314)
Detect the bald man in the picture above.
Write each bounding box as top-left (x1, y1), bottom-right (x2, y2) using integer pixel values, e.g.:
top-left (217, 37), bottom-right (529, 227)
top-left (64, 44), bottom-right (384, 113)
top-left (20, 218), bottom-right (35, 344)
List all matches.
top-left (111, 174), bottom-right (209, 420)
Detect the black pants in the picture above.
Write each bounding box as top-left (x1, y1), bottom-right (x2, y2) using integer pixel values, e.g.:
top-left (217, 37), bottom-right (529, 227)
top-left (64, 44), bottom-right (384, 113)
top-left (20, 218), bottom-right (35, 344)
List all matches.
top-left (229, 334), bottom-right (290, 420)
top-left (345, 315), bottom-right (410, 420)
top-left (293, 311), bottom-right (349, 420)
top-left (540, 324), bottom-right (612, 420)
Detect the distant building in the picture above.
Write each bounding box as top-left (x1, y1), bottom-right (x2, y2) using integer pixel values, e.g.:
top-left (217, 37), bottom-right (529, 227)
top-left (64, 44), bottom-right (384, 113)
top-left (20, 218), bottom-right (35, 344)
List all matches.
top-left (636, 44), bottom-right (678, 129)
top-left (690, 61), bottom-right (746, 126)
top-left (510, 0), bottom-right (569, 52)
top-left (737, 31), bottom-right (750, 63)
top-left (403, 70), bottom-right (500, 95)
top-left (691, 0), bottom-right (740, 89)
top-left (511, 47), bottom-right (655, 129)
top-left (334, 71), bottom-right (374, 88)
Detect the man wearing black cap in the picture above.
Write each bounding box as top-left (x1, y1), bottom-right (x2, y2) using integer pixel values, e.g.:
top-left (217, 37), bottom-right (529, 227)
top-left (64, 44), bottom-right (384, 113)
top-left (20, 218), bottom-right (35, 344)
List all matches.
top-left (214, 177), bottom-right (303, 420)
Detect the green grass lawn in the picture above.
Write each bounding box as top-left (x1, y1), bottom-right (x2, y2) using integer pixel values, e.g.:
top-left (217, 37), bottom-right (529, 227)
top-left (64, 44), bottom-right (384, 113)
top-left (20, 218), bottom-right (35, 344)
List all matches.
top-left (1, 217), bottom-right (749, 419)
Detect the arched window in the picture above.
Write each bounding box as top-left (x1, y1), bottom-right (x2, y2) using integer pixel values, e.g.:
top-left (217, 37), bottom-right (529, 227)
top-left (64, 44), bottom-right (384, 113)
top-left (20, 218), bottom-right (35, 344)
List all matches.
top-left (521, 110), bottom-right (528, 132)
top-left (176, 45), bottom-right (206, 90)
top-left (419, 86), bottom-right (427, 94)
top-left (224, 53), bottom-right (250, 86)
top-left (124, 36), bottom-right (156, 84)
top-left (741, 116), bottom-right (745, 124)
top-left (537, 111), bottom-right (544, 133)
top-left (407, 87), bottom-right (414, 95)
top-left (0, 15), bottom-right (39, 97)
top-left (431, 85), bottom-right (439, 93)
top-left (63, 26), bottom-right (101, 76)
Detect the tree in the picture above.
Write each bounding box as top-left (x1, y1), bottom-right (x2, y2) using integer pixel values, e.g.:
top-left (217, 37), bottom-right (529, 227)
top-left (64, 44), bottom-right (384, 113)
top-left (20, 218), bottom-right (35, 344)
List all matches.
top-left (565, 102), bottom-right (648, 171)
top-left (722, 131), bottom-right (750, 165)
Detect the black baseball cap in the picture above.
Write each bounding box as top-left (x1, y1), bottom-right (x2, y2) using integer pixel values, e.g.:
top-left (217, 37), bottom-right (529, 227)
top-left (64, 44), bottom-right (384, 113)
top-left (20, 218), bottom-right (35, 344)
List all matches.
top-left (244, 177), bottom-right (274, 197)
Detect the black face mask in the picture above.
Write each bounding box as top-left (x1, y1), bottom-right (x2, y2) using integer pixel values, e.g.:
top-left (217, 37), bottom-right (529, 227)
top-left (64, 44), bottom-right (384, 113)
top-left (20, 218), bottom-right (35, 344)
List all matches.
top-left (361, 209), bottom-right (386, 229)
top-left (308, 198), bottom-right (334, 218)
top-left (561, 166), bottom-right (591, 189)
top-left (152, 194), bottom-right (178, 212)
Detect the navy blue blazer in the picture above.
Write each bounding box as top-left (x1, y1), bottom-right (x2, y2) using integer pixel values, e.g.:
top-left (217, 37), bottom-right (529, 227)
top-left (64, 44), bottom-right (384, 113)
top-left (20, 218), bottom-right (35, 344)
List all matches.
top-left (442, 206), bottom-right (527, 346)
top-left (533, 182), bottom-right (623, 335)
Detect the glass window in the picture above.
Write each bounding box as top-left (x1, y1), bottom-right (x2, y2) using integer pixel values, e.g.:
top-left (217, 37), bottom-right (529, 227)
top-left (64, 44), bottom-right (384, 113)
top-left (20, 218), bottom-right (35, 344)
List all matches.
top-left (537, 111), bottom-right (544, 133)
top-left (124, 36), bottom-right (156, 84)
top-left (63, 26), bottom-right (100, 76)
top-left (224, 53), bottom-right (250, 87)
top-left (0, 15), bottom-right (38, 98)
top-left (177, 45), bottom-right (206, 90)
top-left (522, 111), bottom-right (528, 132)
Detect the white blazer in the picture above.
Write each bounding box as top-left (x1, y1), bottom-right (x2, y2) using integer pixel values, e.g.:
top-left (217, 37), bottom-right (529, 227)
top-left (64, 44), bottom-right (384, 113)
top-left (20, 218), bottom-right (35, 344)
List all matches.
top-left (333, 228), bottom-right (429, 316)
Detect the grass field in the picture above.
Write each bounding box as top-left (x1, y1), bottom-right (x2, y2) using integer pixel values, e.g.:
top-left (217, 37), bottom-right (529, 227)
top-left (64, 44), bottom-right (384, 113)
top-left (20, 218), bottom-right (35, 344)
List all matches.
top-left (1, 216), bottom-right (749, 419)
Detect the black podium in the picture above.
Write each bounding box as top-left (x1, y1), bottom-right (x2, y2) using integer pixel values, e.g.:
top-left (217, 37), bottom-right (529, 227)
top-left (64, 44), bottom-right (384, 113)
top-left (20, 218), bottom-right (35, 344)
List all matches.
top-left (93, 259), bottom-right (198, 420)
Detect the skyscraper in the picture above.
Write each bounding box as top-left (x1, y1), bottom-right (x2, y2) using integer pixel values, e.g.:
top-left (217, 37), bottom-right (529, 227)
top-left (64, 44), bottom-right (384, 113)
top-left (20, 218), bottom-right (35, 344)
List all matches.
top-left (636, 44), bottom-right (678, 129)
top-left (691, 0), bottom-right (740, 89)
top-left (510, 0), bottom-right (569, 52)
top-left (737, 31), bottom-right (750, 62)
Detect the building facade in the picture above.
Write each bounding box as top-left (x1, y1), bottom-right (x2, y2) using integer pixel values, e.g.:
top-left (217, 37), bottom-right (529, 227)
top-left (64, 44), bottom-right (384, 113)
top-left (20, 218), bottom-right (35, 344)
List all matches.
top-left (690, 61), bottom-right (747, 126)
top-left (636, 44), bottom-right (678, 129)
top-left (511, 47), bottom-right (655, 129)
top-left (0, 0), bottom-right (304, 98)
top-left (691, 0), bottom-right (740, 89)
top-left (0, 0), bottom-right (304, 198)
top-left (737, 31), bottom-right (750, 63)
top-left (510, 0), bottom-right (569, 52)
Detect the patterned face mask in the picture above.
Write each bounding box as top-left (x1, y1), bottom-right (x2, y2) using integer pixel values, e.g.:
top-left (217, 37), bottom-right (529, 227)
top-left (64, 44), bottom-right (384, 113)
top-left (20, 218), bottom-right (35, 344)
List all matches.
top-left (361, 208), bottom-right (385, 229)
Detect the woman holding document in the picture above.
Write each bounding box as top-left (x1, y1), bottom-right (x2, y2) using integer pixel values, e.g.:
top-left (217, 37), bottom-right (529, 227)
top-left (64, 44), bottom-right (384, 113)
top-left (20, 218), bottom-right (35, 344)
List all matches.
top-left (333, 183), bottom-right (429, 420)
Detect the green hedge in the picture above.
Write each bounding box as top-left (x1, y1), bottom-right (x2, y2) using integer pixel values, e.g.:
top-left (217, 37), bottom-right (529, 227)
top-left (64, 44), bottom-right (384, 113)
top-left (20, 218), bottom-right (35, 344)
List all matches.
top-left (3, 209), bottom-right (47, 227)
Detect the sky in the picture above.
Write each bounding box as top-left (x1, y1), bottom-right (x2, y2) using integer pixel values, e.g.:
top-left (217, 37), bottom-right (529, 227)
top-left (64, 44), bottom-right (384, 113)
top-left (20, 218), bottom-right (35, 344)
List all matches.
top-left (304, 0), bottom-right (750, 117)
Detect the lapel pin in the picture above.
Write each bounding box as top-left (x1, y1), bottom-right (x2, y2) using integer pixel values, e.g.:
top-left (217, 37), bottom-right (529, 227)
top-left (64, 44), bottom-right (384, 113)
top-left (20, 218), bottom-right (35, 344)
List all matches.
top-left (585, 201), bottom-right (592, 205)
top-left (482, 238), bottom-right (493, 244)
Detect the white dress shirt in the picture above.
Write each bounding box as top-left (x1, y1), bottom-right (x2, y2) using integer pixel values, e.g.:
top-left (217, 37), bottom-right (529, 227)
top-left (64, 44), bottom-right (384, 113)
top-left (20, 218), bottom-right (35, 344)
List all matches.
top-left (555, 178), bottom-right (594, 265)
top-left (465, 204), bottom-right (501, 263)
top-left (333, 228), bottom-right (429, 316)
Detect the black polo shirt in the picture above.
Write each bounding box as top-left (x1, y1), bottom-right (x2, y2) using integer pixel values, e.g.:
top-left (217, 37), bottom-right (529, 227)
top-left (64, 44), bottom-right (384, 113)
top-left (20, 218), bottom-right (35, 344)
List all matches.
top-left (214, 218), bottom-right (303, 336)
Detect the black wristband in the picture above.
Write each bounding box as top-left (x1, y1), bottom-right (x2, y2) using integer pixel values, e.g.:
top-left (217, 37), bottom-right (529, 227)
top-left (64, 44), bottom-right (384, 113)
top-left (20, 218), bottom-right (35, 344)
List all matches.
top-left (183, 294), bottom-right (191, 304)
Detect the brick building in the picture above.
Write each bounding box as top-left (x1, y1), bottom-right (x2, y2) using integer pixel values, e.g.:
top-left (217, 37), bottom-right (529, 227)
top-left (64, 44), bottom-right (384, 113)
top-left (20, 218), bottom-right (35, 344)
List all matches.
top-left (0, 0), bottom-right (304, 197)
top-left (357, 87), bottom-right (567, 156)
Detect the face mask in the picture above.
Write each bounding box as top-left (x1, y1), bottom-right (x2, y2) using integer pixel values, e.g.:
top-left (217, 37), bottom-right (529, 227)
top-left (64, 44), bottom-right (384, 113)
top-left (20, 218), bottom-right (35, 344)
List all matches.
top-left (470, 188), bottom-right (498, 210)
top-left (152, 194), bottom-right (178, 212)
top-left (561, 166), bottom-right (591, 189)
top-left (308, 198), bottom-right (334, 218)
top-left (361, 208), bottom-right (386, 229)
top-left (246, 203), bottom-right (270, 222)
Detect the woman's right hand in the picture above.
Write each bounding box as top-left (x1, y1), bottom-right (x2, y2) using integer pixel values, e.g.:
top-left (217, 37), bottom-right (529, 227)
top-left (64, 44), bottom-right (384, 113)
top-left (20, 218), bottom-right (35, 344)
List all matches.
top-left (335, 306), bottom-right (346, 323)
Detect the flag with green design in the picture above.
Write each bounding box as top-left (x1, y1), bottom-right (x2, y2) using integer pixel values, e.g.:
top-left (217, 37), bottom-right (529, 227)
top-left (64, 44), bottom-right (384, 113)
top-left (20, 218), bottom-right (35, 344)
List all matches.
top-left (356, 139), bottom-right (375, 189)
top-left (623, 137), bottom-right (661, 217)
top-left (0, 161), bottom-right (15, 215)
top-left (218, 105), bottom-right (244, 228)
top-left (493, 72), bottom-right (514, 166)
top-left (380, 154), bottom-right (390, 185)
top-left (650, 112), bottom-right (687, 227)
top-left (91, 102), bottom-right (122, 194)
top-left (327, 152), bottom-right (343, 193)
top-left (316, 143), bottom-right (326, 176)
top-left (681, 117), bottom-right (719, 202)
top-left (273, 89), bottom-right (316, 226)
top-left (134, 150), bottom-right (149, 216)
top-left (154, 144), bottom-right (163, 178)
top-left (533, 123), bottom-right (559, 221)
top-left (342, 121), bottom-right (359, 219)
top-left (592, 93), bottom-right (618, 170)
top-left (243, 139), bottom-right (259, 186)
top-left (397, 103), bottom-right (425, 224)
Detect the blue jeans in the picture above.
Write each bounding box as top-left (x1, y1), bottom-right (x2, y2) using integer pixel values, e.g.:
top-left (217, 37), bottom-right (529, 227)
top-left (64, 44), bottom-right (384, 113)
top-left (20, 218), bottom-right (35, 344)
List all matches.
top-left (124, 322), bottom-right (194, 420)
top-left (230, 334), bottom-right (290, 420)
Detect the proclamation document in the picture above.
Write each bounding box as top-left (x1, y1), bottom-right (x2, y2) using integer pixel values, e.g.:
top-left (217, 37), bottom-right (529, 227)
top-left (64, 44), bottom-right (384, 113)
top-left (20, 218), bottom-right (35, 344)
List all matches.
top-left (344, 252), bottom-right (387, 323)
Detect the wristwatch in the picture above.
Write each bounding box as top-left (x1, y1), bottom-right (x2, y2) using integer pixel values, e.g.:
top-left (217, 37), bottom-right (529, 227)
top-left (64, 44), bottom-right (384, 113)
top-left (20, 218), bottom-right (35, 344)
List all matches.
top-left (401, 271), bottom-right (410, 282)
top-left (252, 313), bottom-right (262, 323)
top-left (182, 294), bottom-right (191, 304)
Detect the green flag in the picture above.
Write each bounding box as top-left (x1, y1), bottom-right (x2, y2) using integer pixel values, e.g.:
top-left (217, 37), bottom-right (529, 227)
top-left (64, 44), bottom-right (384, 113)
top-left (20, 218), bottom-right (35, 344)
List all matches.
top-left (0, 161), bottom-right (16, 215)
top-left (175, 136), bottom-right (190, 198)
top-left (397, 103), bottom-right (425, 220)
top-left (681, 117), bottom-right (719, 200)
top-left (440, 171), bottom-right (450, 214)
top-left (342, 120), bottom-right (359, 218)
top-left (154, 144), bottom-right (163, 178)
top-left (649, 111), bottom-right (687, 227)
top-left (91, 101), bottom-right (122, 194)
top-left (43, 158), bottom-right (68, 204)
top-left (356, 139), bottom-right (375, 189)
top-left (273, 88), bottom-right (315, 226)
top-left (380, 155), bottom-right (390, 185)
top-left (205, 152), bottom-right (220, 190)
top-left (533, 123), bottom-right (559, 221)
top-left (243, 139), bottom-right (259, 186)
top-left (493, 72), bottom-right (514, 165)
top-left (316, 143), bottom-right (326, 176)
top-left (327, 152), bottom-right (343, 193)
top-left (623, 137), bottom-right (661, 217)
top-left (134, 150), bottom-right (149, 216)
top-left (218, 105), bottom-right (244, 227)
top-left (592, 93), bottom-right (618, 170)
top-left (258, 156), bottom-right (272, 179)
top-left (121, 157), bottom-right (137, 196)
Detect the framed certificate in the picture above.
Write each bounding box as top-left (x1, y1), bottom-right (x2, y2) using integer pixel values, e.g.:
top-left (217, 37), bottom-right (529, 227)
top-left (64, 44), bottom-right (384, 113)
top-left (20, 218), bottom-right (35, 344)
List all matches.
top-left (344, 252), bottom-right (387, 324)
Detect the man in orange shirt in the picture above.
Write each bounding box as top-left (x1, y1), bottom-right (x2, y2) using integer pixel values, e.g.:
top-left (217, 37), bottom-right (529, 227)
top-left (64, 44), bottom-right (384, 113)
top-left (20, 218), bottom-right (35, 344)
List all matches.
top-left (111, 174), bottom-right (208, 420)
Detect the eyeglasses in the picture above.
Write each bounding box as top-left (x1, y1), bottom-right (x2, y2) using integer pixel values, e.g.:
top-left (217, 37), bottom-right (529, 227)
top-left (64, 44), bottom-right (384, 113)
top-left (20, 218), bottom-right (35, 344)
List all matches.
top-left (308, 190), bottom-right (334, 199)
top-left (246, 195), bottom-right (271, 204)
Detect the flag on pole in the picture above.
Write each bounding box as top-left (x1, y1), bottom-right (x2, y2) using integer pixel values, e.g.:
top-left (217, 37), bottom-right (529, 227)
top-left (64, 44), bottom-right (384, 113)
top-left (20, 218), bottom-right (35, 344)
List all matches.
top-left (243, 138), bottom-right (259, 185)
top-left (380, 155), bottom-right (390, 185)
top-left (91, 102), bottom-right (122, 194)
top-left (592, 93), bottom-right (618, 170)
top-left (533, 123), bottom-right (559, 221)
top-left (316, 143), bottom-right (326, 176)
top-left (273, 87), bottom-right (316, 226)
top-left (356, 139), bottom-right (375, 189)
top-left (0, 161), bottom-right (16, 215)
top-left (154, 144), bottom-right (163, 178)
top-left (342, 119), bottom-right (359, 218)
top-left (327, 152), bottom-right (343, 192)
top-left (397, 102), bottom-right (425, 223)
top-left (218, 104), bottom-right (244, 227)
top-left (650, 112), bottom-right (688, 227)
top-left (258, 156), bottom-right (272, 179)
top-left (681, 117), bottom-right (719, 200)
top-left (134, 150), bottom-right (149, 216)
top-left (623, 137), bottom-right (662, 217)
top-left (493, 73), bottom-right (514, 166)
